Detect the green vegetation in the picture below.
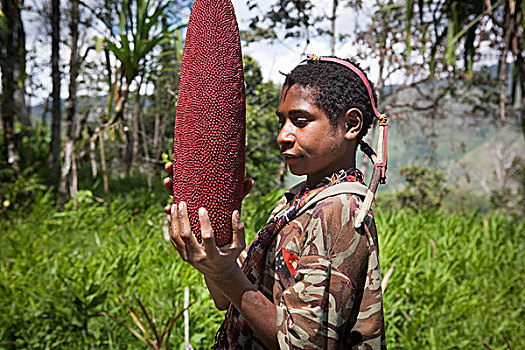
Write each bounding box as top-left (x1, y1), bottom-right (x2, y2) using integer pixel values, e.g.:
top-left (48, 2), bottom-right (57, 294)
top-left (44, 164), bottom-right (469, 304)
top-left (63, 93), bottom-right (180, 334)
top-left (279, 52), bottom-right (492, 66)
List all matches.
top-left (378, 208), bottom-right (524, 349)
top-left (1, 180), bottom-right (523, 349)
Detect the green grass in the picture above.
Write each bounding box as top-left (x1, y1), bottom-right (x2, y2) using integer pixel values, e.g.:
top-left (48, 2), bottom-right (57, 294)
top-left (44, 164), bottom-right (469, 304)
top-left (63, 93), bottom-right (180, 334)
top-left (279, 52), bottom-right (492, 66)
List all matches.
top-left (1, 183), bottom-right (523, 349)
top-left (378, 209), bottom-right (524, 349)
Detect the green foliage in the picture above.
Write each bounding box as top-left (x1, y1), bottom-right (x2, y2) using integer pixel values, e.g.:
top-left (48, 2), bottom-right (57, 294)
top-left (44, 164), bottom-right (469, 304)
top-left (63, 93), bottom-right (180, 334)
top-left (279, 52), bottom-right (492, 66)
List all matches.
top-left (242, 187), bottom-right (287, 242)
top-left (404, 0), bottom-right (508, 77)
top-left (395, 166), bottom-right (449, 211)
top-left (243, 56), bottom-right (283, 196)
top-left (104, 0), bottom-right (170, 83)
top-left (244, 0), bottom-right (363, 45)
top-left (0, 186), bottom-right (223, 349)
top-left (378, 208), bottom-right (525, 349)
top-left (0, 124), bottom-right (50, 216)
top-left (488, 156), bottom-right (525, 221)
top-left (101, 292), bottom-right (192, 349)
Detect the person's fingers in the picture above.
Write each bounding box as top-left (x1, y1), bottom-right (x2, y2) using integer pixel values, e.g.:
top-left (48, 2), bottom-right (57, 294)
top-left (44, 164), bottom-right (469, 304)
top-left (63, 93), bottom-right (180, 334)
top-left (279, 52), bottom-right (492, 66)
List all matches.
top-left (199, 207), bottom-right (218, 257)
top-left (164, 162), bottom-right (173, 176)
top-left (164, 204), bottom-right (172, 215)
top-left (231, 210), bottom-right (245, 251)
top-left (170, 204), bottom-right (186, 260)
top-left (163, 177), bottom-right (173, 196)
top-left (178, 202), bottom-right (200, 255)
top-left (242, 178), bottom-right (254, 199)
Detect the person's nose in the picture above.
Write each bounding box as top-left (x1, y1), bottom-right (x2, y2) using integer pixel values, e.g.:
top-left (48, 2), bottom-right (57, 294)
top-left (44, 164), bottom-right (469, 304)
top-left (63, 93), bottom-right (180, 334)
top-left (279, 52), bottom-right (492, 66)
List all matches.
top-left (277, 121), bottom-right (295, 147)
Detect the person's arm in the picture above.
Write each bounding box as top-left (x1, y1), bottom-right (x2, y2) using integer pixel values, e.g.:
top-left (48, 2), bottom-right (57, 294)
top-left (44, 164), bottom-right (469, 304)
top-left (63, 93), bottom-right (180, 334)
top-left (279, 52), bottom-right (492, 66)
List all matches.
top-left (170, 202), bottom-right (279, 349)
top-left (204, 276), bottom-right (230, 310)
top-left (163, 161), bottom-right (253, 311)
top-left (207, 264), bottom-right (279, 348)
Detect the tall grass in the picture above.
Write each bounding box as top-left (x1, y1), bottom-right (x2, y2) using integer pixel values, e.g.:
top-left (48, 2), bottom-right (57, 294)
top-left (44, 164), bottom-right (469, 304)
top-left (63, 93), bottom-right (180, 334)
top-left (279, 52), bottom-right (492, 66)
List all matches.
top-left (377, 209), bottom-right (524, 349)
top-left (1, 187), bottom-right (224, 349)
top-left (1, 184), bottom-right (523, 348)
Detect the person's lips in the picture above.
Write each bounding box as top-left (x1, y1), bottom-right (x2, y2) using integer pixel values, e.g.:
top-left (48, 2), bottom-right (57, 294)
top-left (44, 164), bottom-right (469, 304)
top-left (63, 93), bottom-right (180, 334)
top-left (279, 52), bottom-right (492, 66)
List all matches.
top-left (281, 152), bottom-right (301, 160)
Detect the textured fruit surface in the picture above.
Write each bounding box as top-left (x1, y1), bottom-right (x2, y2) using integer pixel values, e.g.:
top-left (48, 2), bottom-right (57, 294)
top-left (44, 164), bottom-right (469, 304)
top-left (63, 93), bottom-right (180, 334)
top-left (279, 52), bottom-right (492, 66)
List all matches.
top-left (173, 0), bottom-right (245, 246)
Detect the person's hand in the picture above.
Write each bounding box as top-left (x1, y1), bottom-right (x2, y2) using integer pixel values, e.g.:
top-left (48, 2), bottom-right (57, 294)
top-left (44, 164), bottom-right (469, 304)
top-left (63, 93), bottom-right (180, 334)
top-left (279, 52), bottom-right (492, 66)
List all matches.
top-left (170, 201), bottom-right (246, 279)
top-left (163, 161), bottom-right (254, 214)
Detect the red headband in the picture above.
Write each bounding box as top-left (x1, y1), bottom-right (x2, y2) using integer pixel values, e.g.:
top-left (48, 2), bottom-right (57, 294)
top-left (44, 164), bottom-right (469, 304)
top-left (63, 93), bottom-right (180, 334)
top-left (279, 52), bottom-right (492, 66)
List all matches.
top-left (307, 54), bottom-right (385, 122)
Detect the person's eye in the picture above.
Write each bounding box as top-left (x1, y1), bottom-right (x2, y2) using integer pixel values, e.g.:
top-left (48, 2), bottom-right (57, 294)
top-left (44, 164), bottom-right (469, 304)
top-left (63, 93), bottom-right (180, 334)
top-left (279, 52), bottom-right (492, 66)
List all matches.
top-left (293, 118), bottom-right (309, 127)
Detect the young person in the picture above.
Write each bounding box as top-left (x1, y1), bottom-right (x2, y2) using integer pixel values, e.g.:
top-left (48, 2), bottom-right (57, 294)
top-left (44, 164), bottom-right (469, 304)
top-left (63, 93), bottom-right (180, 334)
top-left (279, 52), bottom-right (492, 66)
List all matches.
top-left (164, 56), bottom-right (386, 349)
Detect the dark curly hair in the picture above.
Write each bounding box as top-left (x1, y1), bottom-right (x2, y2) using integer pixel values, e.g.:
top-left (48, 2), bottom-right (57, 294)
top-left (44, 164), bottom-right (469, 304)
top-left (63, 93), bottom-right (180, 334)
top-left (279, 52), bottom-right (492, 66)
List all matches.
top-left (282, 57), bottom-right (378, 140)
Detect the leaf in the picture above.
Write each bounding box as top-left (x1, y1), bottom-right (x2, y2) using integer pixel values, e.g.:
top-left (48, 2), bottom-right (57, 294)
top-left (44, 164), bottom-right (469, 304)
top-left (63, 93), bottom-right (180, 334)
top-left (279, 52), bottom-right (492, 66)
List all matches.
top-left (94, 36), bottom-right (104, 52)
top-left (100, 311), bottom-right (152, 348)
top-left (107, 128), bottom-right (116, 142)
top-left (121, 295), bottom-right (155, 347)
top-left (405, 0), bottom-right (413, 55)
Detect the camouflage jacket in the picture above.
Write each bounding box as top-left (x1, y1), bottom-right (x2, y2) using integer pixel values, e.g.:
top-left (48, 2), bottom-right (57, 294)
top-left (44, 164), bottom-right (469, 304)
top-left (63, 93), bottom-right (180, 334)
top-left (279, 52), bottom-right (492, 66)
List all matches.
top-left (245, 181), bottom-right (387, 349)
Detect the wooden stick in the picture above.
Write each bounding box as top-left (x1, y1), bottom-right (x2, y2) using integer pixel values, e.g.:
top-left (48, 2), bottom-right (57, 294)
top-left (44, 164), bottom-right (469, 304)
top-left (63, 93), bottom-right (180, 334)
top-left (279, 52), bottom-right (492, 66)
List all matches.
top-left (354, 167), bottom-right (381, 228)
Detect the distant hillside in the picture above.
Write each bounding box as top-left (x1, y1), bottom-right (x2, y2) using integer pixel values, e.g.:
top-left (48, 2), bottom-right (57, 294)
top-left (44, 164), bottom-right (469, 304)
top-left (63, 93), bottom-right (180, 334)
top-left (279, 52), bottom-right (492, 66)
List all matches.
top-left (287, 82), bottom-right (523, 193)
top-left (375, 79), bottom-right (523, 193)
top-left (31, 87), bottom-right (523, 196)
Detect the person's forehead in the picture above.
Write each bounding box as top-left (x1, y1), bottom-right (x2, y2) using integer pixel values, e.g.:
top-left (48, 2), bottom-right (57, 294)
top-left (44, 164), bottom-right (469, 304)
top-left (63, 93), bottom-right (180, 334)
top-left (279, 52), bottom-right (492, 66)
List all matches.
top-left (281, 84), bottom-right (316, 102)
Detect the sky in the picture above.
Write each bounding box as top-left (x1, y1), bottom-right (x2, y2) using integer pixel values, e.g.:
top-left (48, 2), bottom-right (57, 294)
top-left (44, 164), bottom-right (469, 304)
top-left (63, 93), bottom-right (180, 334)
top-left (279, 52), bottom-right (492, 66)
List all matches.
top-left (20, 0), bottom-right (377, 105)
top-left (8, 0), bottom-right (506, 106)
top-left (231, 0), bottom-right (376, 84)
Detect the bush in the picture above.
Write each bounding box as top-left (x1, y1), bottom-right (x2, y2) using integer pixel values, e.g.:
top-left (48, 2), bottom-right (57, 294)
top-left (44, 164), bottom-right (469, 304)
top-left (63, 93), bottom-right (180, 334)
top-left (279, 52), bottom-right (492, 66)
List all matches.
top-left (0, 189), bottom-right (224, 349)
top-left (396, 166), bottom-right (449, 212)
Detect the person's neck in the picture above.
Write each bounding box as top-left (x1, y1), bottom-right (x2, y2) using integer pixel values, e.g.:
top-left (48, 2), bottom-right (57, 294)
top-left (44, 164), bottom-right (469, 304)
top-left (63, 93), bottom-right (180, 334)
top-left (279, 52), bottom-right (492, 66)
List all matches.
top-left (305, 158), bottom-right (356, 188)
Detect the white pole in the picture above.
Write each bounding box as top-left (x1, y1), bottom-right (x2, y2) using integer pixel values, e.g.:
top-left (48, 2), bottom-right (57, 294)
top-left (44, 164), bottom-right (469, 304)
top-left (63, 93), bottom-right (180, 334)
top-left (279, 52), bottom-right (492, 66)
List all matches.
top-left (184, 287), bottom-right (193, 350)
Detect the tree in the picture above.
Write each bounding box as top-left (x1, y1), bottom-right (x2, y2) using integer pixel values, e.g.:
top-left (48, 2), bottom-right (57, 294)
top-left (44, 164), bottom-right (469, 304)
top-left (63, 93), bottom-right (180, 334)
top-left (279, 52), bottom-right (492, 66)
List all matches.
top-left (403, 0), bottom-right (524, 129)
top-left (1, 0), bottom-right (29, 172)
top-left (243, 56), bottom-right (283, 195)
top-left (396, 165), bottom-right (450, 211)
top-left (101, 0), bottom-right (174, 175)
top-left (245, 0), bottom-right (363, 54)
top-left (60, 0), bottom-right (93, 203)
top-left (48, 0), bottom-right (61, 186)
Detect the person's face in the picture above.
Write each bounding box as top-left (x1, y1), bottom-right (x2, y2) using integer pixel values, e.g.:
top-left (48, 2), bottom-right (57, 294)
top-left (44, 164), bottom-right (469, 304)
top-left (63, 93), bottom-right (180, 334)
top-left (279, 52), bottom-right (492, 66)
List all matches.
top-left (276, 85), bottom-right (358, 186)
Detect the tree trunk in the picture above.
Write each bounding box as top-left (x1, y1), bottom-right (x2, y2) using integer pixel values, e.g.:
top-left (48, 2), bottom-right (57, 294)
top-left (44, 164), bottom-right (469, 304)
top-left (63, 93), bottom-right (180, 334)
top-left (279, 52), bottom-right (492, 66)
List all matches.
top-left (99, 132), bottom-right (109, 193)
top-left (59, 140), bottom-right (74, 198)
top-left (498, 1), bottom-right (517, 123)
top-left (90, 137), bottom-right (98, 178)
top-left (60, 0), bottom-right (79, 202)
top-left (330, 0), bottom-right (338, 56)
top-left (361, 17), bottom-right (387, 178)
top-left (48, 0), bottom-right (61, 186)
top-left (40, 96), bottom-right (50, 130)
top-left (156, 102), bottom-right (173, 162)
top-left (12, 0), bottom-right (30, 129)
top-left (71, 151), bottom-right (78, 209)
top-left (131, 77), bottom-right (143, 170)
top-left (152, 88), bottom-right (161, 160)
top-left (1, 0), bottom-right (21, 172)
top-left (138, 101), bottom-right (152, 187)
top-left (122, 114), bottom-right (132, 177)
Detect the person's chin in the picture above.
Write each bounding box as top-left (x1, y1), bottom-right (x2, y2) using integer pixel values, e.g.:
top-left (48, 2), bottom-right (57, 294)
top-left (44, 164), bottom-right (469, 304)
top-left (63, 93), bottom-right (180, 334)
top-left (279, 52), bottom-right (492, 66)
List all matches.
top-left (287, 165), bottom-right (307, 176)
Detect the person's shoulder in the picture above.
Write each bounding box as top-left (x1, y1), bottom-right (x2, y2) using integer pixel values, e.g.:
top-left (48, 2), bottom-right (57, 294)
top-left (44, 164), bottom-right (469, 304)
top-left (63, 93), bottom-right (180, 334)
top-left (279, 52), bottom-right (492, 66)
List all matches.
top-left (301, 192), bottom-right (366, 247)
top-left (310, 191), bottom-right (363, 220)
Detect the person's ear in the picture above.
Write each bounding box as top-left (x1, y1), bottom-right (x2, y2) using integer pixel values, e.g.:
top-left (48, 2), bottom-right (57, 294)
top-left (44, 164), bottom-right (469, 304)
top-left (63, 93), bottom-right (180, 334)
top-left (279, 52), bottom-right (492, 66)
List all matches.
top-left (343, 108), bottom-right (363, 140)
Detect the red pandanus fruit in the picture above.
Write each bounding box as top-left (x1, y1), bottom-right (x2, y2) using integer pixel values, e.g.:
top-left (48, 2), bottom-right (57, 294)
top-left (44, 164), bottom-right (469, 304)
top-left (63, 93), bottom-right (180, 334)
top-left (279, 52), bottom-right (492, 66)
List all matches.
top-left (173, 0), bottom-right (245, 246)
